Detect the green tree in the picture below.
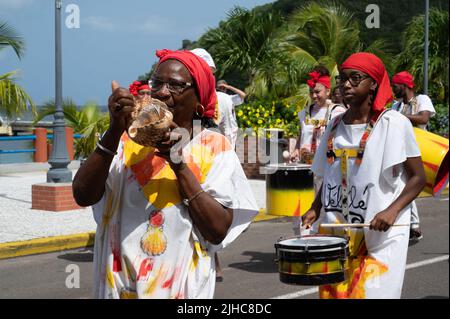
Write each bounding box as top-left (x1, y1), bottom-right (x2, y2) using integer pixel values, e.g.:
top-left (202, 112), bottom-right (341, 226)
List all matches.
top-left (34, 99), bottom-right (109, 159)
top-left (395, 8), bottom-right (449, 103)
top-left (198, 7), bottom-right (285, 94)
top-left (268, 2), bottom-right (393, 108)
top-left (0, 21), bottom-right (34, 119)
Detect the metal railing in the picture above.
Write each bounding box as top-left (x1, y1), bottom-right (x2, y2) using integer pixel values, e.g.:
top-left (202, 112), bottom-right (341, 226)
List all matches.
top-left (0, 134), bottom-right (82, 155)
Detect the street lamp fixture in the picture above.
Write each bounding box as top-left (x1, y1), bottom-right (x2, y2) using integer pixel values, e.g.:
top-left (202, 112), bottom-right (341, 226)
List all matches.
top-left (47, 0), bottom-right (72, 183)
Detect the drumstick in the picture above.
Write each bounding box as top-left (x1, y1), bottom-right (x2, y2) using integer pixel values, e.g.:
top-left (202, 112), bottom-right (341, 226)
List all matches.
top-left (320, 223), bottom-right (409, 228)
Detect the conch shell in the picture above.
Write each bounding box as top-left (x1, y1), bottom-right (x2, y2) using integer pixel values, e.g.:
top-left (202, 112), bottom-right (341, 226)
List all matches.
top-left (127, 95), bottom-right (173, 147)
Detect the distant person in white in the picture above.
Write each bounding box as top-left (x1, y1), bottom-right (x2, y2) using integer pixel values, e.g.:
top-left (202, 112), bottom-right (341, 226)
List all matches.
top-left (190, 48), bottom-right (245, 149)
top-left (190, 48), bottom-right (246, 283)
top-left (392, 71), bottom-right (436, 244)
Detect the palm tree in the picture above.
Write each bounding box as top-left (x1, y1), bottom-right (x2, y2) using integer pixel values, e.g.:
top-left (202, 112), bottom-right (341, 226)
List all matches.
top-left (34, 99), bottom-right (109, 159)
top-left (0, 71), bottom-right (34, 119)
top-left (198, 7), bottom-right (285, 94)
top-left (0, 22), bottom-right (24, 58)
top-left (268, 2), bottom-right (394, 109)
top-left (281, 2), bottom-right (394, 78)
top-left (0, 21), bottom-right (34, 119)
top-left (395, 8), bottom-right (449, 103)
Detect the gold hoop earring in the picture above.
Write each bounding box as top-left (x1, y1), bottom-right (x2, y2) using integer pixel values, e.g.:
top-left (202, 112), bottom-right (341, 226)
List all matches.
top-left (196, 104), bottom-right (205, 118)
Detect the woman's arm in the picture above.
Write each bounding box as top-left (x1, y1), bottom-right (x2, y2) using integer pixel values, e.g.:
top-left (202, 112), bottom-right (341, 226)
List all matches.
top-left (405, 111), bottom-right (432, 126)
top-left (369, 156), bottom-right (426, 231)
top-left (72, 81), bottom-right (135, 206)
top-left (218, 83), bottom-right (246, 101)
top-left (302, 185), bottom-right (323, 229)
top-left (173, 164), bottom-right (233, 245)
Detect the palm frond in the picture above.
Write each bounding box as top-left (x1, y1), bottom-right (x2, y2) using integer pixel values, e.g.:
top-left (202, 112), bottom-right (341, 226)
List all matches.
top-left (0, 22), bottom-right (25, 59)
top-left (0, 71), bottom-right (34, 118)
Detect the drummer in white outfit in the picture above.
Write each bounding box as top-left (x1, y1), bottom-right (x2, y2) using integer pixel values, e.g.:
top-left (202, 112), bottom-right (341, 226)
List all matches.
top-left (392, 71), bottom-right (436, 243)
top-left (290, 66), bottom-right (346, 235)
top-left (302, 53), bottom-right (426, 299)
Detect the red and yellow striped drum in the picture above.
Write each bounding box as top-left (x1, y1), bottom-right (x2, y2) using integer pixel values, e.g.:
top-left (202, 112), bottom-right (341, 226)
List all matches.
top-left (414, 128), bottom-right (449, 196)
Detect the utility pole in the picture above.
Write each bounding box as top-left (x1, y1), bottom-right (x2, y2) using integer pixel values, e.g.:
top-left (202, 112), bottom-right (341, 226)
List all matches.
top-left (47, 0), bottom-right (71, 183)
top-left (424, 0), bottom-right (429, 95)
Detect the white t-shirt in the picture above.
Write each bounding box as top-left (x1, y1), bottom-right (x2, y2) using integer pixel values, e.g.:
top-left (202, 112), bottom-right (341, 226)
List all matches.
top-left (311, 111), bottom-right (421, 298)
top-left (230, 94), bottom-right (244, 107)
top-left (298, 101), bottom-right (346, 157)
top-left (392, 94), bottom-right (435, 130)
top-left (216, 92), bottom-right (242, 149)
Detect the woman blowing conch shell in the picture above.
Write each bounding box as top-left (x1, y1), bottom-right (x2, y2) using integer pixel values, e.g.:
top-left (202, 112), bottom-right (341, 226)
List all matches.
top-left (72, 49), bottom-right (258, 299)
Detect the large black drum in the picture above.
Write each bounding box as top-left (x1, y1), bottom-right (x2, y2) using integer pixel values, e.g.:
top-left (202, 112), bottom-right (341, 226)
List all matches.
top-left (263, 163), bottom-right (314, 217)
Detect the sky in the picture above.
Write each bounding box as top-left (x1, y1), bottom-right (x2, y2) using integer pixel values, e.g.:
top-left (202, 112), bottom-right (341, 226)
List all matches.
top-left (0, 0), bottom-right (274, 106)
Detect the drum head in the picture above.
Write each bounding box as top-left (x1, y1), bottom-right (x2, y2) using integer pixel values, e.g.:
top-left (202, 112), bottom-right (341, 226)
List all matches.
top-left (276, 235), bottom-right (347, 251)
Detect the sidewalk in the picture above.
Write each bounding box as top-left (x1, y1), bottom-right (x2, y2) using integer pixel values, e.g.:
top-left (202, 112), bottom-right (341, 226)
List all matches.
top-left (0, 162), bottom-right (272, 259)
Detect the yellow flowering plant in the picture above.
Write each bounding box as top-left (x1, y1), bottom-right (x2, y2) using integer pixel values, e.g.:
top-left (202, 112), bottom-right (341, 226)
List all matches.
top-left (235, 100), bottom-right (301, 138)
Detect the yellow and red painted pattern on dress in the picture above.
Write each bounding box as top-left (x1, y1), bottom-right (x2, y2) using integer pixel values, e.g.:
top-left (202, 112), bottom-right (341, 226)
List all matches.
top-left (121, 131), bottom-right (231, 210)
top-left (318, 223), bottom-right (387, 299)
top-left (319, 256), bottom-right (388, 299)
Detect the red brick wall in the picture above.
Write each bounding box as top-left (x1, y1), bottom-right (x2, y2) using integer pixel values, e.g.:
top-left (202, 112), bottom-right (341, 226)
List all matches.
top-left (32, 183), bottom-right (83, 212)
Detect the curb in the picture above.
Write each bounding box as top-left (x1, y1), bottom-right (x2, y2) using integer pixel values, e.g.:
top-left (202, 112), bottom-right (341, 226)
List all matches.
top-left (0, 232), bottom-right (95, 260)
top-left (0, 210), bottom-right (273, 260)
top-left (0, 190), bottom-right (447, 260)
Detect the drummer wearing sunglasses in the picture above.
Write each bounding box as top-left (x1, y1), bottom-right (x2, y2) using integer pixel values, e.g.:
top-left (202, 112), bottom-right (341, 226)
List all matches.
top-left (302, 52), bottom-right (425, 299)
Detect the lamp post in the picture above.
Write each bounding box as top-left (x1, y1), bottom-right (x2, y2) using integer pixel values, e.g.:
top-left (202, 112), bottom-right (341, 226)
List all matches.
top-left (424, 0), bottom-right (429, 95)
top-left (47, 0), bottom-right (72, 183)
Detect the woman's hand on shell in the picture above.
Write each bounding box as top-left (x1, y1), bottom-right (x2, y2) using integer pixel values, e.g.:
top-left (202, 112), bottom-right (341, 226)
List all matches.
top-left (108, 80), bottom-right (135, 134)
top-left (154, 122), bottom-right (186, 171)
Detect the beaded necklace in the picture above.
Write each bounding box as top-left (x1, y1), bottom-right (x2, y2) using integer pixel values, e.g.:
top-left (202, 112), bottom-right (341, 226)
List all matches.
top-left (303, 102), bottom-right (339, 163)
top-left (325, 109), bottom-right (390, 221)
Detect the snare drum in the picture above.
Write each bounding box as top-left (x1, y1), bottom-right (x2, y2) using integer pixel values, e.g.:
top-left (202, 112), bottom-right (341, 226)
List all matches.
top-left (274, 235), bottom-right (349, 286)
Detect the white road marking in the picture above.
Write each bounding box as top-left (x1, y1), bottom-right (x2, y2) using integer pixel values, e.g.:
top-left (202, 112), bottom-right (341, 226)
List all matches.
top-left (405, 255), bottom-right (449, 270)
top-left (270, 255), bottom-right (449, 299)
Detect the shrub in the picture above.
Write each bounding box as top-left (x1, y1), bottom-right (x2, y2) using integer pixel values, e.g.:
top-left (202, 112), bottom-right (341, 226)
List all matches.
top-left (428, 103), bottom-right (449, 137)
top-left (235, 100), bottom-right (301, 138)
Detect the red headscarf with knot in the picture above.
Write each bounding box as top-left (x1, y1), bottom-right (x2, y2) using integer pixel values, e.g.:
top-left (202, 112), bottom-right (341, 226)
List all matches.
top-left (155, 49), bottom-right (217, 119)
top-left (129, 81), bottom-right (150, 97)
top-left (392, 71), bottom-right (415, 89)
top-left (340, 52), bottom-right (393, 115)
top-left (306, 70), bottom-right (331, 89)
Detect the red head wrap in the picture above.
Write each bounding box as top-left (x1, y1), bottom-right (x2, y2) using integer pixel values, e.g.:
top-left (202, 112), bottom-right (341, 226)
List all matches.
top-left (340, 52), bottom-right (393, 114)
top-left (129, 81), bottom-right (150, 97)
top-left (155, 49), bottom-right (217, 119)
top-left (306, 70), bottom-right (331, 89)
top-left (392, 71), bottom-right (415, 89)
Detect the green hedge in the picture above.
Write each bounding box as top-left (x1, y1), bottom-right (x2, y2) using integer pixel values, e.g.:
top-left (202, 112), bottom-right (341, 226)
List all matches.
top-left (235, 100), bottom-right (300, 138)
top-left (428, 103), bottom-right (449, 137)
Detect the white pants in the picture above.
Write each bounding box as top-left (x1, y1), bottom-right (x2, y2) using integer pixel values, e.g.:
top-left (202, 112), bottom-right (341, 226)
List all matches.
top-left (410, 200), bottom-right (420, 226)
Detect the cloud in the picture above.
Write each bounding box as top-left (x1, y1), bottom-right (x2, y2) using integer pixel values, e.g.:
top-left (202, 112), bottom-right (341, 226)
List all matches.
top-left (0, 0), bottom-right (34, 10)
top-left (137, 16), bottom-right (172, 35)
top-left (83, 16), bottom-right (116, 31)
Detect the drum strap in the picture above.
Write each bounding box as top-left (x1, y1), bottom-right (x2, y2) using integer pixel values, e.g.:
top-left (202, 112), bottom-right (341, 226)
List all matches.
top-left (326, 109), bottom-right (391, 220)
